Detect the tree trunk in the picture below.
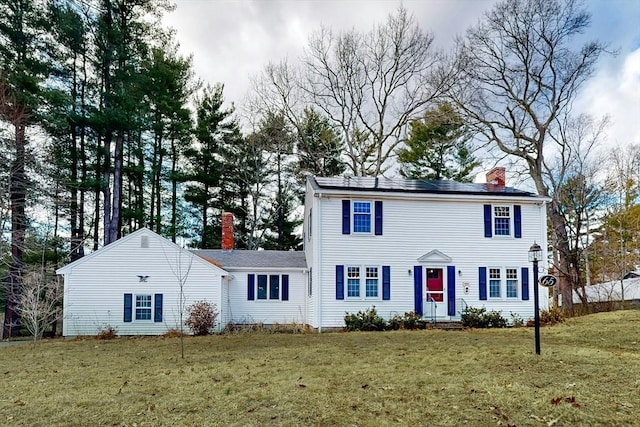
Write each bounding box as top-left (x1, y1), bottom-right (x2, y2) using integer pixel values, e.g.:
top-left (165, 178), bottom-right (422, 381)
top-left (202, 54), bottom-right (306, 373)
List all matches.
top-left (3, 123), bottom-right (27, 338)
top-left (156, 135), bottom-right (163, 235)
top-left (111, 131), bottom-right (124, 242)
top-left (102, 130), bottom-right (113, 244)
top-left (548, 201), bottom-right (574, 313)
top-left (170, 138), bottom-right (177, 243)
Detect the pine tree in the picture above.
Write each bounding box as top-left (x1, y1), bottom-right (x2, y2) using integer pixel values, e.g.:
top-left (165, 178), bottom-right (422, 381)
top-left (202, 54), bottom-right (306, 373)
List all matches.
top-left (0, 0), bottom-right (53, 338)
top-left (183, 84), bottom-right (236, 248)
top-left (253, 112), bottom-right (302, 250)
top-left (397, 103), bottom-right (480, 182)
top-left (295, 108), bottom-right (345, 186)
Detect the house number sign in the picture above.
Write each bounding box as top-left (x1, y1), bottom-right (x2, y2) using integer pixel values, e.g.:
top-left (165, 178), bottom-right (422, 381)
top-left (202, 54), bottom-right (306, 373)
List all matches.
top-left (538, 275), bottom-right (557, 287)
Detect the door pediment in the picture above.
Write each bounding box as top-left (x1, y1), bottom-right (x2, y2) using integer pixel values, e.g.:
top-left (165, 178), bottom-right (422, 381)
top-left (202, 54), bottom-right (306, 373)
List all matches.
top-left (417, 249), bottom-right (452, 264)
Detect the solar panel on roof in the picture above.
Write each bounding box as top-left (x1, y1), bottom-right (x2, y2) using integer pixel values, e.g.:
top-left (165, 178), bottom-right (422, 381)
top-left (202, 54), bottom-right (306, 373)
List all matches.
top-left (313, 176), bottom-right (537, 197)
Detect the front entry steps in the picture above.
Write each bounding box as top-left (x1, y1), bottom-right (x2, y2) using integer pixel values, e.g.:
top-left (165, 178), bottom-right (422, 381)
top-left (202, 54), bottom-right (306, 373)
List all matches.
top-left (420, 320), bottom-right (465, 330)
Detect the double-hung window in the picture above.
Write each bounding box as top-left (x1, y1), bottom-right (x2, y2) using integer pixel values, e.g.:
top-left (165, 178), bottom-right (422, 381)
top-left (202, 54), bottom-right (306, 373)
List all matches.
top-left (352, 201), bottom-right (372, 233)
top-left (506, 268), bottom-right (518, 298)
top-left (489, 268), bottom-right (501, 298)
top-left (365, 267), bottom-right (379, 298)
top-left (347, 266), bottom-right (361, 297)
top-left (336, 265), bottom-right (390, 301)
top-left (346, 266), bottom-right (379, 298)
top-left (479, 267), bottom-right (525, 301)
top-left (135, 294), bottom-right (152, 320)
top-left (484, 204), bottom-right (521, 238)
top-left (494, 206), bottom-right (511, 236)
top-left (487, 267), bottom-right (519, 299)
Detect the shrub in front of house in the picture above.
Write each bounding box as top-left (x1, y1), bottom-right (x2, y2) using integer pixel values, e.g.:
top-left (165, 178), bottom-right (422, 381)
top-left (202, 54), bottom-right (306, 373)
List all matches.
top-left (95, 324), bottom-right (117, 339)
top-left (185, 301), bottom-right (218, 335)
top-left (535, 307), bottom-right (565, 326)
top-left (344, 306), bottom-right (387, 331)
top-left (461, 307), bottom-right (507, 328)
top-left (388, 311), bottom-right (424, 330)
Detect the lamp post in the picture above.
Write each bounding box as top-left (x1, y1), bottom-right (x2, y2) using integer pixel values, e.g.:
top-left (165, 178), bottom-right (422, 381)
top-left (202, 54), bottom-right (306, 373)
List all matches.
top-left (528, 242), bottom-right (542, 355)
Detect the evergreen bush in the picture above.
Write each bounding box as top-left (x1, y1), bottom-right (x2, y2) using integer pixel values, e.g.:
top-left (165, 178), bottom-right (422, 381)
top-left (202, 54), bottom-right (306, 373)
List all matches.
top-left (344, 306), bottom-right (387, 331)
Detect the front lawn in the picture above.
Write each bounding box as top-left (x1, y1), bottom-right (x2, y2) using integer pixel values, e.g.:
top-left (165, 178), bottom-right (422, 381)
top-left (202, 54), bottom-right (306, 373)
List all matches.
top-left (1, 310), bottom-right (639, 426)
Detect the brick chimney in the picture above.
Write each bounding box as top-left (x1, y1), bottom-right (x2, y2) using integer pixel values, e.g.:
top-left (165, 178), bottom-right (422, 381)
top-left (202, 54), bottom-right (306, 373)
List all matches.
top-left (486, 167), bottom-right (506, 187)
top-left (221, 212), bottom-right (234, 251)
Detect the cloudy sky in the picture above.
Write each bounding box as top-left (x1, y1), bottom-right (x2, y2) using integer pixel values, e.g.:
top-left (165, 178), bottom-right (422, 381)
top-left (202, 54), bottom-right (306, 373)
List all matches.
top-left (163, 0), bottom-right (640, 151)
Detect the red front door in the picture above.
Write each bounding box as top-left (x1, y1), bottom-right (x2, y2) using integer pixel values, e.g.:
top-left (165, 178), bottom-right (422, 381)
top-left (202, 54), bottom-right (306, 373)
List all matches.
top-left (426, 269), bottom-right (444, 302)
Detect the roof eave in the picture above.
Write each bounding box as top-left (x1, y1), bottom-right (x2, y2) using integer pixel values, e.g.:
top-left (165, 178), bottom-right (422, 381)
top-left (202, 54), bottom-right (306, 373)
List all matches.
top-left (314, 186), bottom-right (549, 203)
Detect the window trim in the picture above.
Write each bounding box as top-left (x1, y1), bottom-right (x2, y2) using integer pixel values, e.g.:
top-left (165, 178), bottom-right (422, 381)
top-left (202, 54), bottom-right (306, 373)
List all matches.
top-left (346, 264), bottom-right (381, 300)
top-left (135, 294), bottom-right (153, 321)
top-left (505, 268), bottom-right (519, 299)
top-left (493, 205), bottom-right (512, 237)
top-left (352, 200), bottom-right (373, 234)
top-left (488, 268), bottom-right (502, 299)
top-left (257, 274), bottom-right (268, 300)
top-left (251, 273), bottom-right (289, 302)
top-left (346, 266), bottom-right (361, 298)
top-left (365, 266), bottom-right (379, 298)
top-left (487, 267), bottom-right (520, 300)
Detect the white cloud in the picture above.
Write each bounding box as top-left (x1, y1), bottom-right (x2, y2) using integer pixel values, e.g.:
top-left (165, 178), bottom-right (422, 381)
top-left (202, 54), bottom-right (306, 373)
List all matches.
top-left (163, 0), bottom-right (495, 105)
top-left (576, 48), bottom-right (640, 148)
top-left (163, 0), bottom-right (638, 156)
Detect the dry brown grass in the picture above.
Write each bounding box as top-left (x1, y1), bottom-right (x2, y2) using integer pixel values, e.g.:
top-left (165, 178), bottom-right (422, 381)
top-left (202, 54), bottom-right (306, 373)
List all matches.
top-left (1, 310), bottom-right (639, 426)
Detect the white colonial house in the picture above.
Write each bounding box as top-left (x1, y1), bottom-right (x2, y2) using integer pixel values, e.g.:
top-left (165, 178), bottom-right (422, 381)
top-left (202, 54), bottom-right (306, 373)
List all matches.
top-left (57, 167), bottom-right (550, 335)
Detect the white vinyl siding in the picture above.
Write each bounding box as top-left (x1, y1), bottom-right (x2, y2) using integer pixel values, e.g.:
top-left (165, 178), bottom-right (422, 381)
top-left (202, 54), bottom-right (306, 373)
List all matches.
top-left (60, 230), bottom-right (224, 336)
top-left (226, 270), bottom-right (308, 325)
top-left (313, 195), bottom-right (547, 327)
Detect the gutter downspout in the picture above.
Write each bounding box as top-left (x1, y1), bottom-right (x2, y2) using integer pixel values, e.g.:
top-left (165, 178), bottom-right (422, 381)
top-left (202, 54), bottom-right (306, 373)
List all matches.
top-left (317, 191), bottom-right (322, 333)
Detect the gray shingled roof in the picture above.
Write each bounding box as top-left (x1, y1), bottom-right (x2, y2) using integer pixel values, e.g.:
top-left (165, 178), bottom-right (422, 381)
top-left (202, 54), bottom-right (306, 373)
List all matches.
top-left (311, 176), bottom-right (540, 197)
top-left (192, 249), bottom-right (307, 269)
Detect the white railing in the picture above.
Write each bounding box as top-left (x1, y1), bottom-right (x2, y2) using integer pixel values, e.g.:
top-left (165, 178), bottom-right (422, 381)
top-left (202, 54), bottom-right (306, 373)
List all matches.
top-left (453, 298), bottom-right (468, 320)
top-left (424, 296), bottom-right (437, 323)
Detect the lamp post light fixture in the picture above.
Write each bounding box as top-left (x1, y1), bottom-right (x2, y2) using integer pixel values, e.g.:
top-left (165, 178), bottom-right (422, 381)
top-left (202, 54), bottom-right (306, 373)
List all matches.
top-left (528, 242), bottom-right (543, 355)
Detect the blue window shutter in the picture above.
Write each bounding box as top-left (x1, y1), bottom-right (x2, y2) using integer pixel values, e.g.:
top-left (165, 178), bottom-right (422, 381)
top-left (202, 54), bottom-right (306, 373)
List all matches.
top-left (484, 205), bottom-right (492, 237)
top-left (247, 274), bottom-right (255, 300)
top-left (375, 201), bottom-right (383, 235)
top-left (382, 266), bottom-right (390, 300)
top-left (479, 267), bottom-right (487, 300)
top-left (282, 274), bottom-right (289, 301)
top-left (413, 266), bottom-right (423, 316)
top-left (521, 267), bottom-right (529, 300)
top-left (124, 293), bottom-right (132, 323)
top-left (447, 266), bottom-right (456, 316)
top-left (336, 265), bottom-right (344, 300)
top-left (342, 200), bottom-right (350, 234)
top-left (154, 293), bottom-right (163, 323)
top-left (514, 205), bottom-right (522, 238)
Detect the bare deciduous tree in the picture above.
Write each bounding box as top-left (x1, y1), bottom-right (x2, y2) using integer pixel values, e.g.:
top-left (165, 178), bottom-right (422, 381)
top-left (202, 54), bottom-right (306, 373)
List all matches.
top-left (546, 114), bottom-right (608, 306)
top-left (15, 271), bottom-right (62, 345)
top-left (251, 7), bottom-right (449, 177)
top-left (162, 241), bottom-right (193, 359)
top-left (304, 7), bottom-right (450, 176)
top-left (450, 0), bottom-right (607, 312)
